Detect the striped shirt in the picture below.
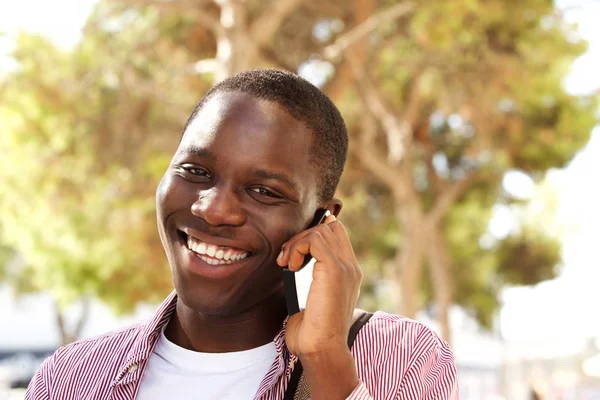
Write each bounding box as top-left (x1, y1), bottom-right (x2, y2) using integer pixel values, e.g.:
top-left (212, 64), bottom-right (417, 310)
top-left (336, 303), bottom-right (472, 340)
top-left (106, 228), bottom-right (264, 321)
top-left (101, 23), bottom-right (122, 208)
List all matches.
top-left (25, 291), bottom-right (459, 399)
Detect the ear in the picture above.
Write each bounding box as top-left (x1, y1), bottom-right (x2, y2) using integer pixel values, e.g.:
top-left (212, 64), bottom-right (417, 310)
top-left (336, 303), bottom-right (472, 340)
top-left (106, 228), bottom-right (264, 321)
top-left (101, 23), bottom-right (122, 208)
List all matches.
top-left (324, 197), bottom-right (343, 218)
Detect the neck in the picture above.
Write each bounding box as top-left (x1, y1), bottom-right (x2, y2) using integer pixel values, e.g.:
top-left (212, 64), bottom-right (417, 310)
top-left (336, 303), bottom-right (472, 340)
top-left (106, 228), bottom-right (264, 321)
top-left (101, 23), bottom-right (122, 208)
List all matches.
top-left (164, 290), bottom-right (288, 353)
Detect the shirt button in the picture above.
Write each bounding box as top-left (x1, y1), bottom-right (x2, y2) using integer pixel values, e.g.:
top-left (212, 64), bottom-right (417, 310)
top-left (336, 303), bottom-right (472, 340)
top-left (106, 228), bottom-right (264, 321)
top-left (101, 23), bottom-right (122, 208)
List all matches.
top-left (128, 364), bottom-right (138, 373)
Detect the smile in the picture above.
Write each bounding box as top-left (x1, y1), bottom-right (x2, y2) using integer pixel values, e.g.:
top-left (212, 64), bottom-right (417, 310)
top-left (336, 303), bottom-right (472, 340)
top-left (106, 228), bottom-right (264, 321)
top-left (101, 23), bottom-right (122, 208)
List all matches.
top-left (185, 234), bottom-right (251, 265)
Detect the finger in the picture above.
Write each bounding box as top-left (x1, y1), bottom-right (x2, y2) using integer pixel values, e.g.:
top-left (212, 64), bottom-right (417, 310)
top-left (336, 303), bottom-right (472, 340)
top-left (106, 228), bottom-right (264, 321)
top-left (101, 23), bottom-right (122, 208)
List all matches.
top-left (276, 230), bottom-right (316, 267)
top-left (286, 231), bottom-right (337, 272)
top-left (323, 216), bottom-right (357, 262)
top-left (322, 216), bottom-right (363, 288)
top-left (279, 222), bottom-right (345, 268)
top-left (314, 222), bottom-right (345, 257)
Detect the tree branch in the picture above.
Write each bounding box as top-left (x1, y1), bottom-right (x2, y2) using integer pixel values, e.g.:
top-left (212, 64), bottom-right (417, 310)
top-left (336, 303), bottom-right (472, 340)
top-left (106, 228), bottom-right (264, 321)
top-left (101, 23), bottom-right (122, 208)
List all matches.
top-left (323, 0), bottom-right (374, 103)
top-left (323, 1), bottom-right (414, 61)
top-left (427, 172), bottom-right (482, 223)
top-left (349, 53), bottom-right (413, 165)
top-left (351, 143), bottom-right (400, 192)
top-left (249, 0), bottom-right (306, 47)
top-left (352, 115), bottom-right (418, 203)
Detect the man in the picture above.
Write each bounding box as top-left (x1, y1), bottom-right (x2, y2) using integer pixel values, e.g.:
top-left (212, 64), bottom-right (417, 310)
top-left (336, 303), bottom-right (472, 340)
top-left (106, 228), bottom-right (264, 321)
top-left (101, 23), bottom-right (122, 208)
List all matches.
top-left (26, 69), bottom-right (458, 399)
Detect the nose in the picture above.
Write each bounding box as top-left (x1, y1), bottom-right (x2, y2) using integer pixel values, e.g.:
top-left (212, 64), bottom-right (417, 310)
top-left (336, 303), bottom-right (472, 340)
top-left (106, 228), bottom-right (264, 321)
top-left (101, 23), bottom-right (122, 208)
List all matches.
top-left (190, 186), bottom-right (246, 227)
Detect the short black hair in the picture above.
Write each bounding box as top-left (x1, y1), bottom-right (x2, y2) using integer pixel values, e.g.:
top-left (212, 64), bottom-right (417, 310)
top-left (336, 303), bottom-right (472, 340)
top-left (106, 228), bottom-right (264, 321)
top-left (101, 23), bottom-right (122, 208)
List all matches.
top-left (182, 69), bottom-right (348, 202)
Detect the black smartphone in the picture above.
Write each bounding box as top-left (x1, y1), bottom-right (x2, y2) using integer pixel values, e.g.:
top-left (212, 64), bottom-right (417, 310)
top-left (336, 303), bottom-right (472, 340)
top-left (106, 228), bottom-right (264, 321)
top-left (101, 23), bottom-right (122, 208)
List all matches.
top-left (282, 209), bottom-right (330, 315)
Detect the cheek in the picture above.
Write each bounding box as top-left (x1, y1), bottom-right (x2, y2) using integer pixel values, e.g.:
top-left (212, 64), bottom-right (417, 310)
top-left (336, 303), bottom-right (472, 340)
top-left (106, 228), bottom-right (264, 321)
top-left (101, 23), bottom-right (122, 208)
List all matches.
top-left (156, 173), bottom-right (194, 217)
top-left (266, 214), bottom-right (310, 250)
top-left (156, 175), bottom-right (169, 214)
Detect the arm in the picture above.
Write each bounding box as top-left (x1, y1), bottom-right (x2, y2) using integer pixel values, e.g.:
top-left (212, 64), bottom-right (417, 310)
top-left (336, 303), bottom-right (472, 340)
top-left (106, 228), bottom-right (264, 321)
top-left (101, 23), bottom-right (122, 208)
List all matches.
top-left (25, 354), bottom-right (54, 400)
top-left (344, 329), bottom-right (458, 400)
top-left (397, 335), bottom-right (459, 399)
top-left (278, 213), bottom-right (363, 399)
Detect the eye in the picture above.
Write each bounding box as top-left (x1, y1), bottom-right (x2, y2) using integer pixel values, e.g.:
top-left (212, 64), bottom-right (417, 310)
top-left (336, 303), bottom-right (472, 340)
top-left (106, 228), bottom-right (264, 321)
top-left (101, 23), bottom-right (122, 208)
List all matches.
top-left (182, 166), bottom-right (211, 178)
top-left (250, 187), bottom-right (281, 198)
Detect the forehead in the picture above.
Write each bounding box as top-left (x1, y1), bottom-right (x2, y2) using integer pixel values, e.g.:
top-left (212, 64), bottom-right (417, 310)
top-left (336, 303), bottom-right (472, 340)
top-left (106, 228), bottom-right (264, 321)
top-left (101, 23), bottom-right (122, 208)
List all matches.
top-left (185, 91), bottom-right (304, 141)
top-left (181, 90), bottom-right (313, 154)
top-left (177, 91), bottom-right (318, 195)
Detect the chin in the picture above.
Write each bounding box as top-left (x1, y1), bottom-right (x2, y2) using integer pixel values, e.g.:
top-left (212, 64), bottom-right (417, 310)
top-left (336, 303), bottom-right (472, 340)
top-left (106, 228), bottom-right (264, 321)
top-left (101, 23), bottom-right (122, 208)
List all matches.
top-left (173, 276), bottom-right (242, 316)
top-left (173, 268), bottom-right (285, 317)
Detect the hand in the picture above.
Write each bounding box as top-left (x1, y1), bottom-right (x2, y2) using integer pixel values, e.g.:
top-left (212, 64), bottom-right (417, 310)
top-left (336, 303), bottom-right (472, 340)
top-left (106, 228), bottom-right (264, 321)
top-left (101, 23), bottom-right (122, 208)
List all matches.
top-left (277, 214), bottom-right (363, 398)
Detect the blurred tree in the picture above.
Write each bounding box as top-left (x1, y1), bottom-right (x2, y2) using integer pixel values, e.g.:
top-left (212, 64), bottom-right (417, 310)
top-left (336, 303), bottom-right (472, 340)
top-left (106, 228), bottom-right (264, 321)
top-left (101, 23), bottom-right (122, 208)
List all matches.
top-left (0, 0), bottom-right (596, 344)
top-left (332, 0), bottom-right (597, 339)
top-left (0, 17), bottom-right (197, 343)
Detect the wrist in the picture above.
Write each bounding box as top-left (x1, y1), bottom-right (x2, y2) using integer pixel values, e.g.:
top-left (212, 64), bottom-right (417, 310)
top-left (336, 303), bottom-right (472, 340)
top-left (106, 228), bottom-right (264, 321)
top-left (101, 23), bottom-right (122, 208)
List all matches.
top-left (300, 344), bottom-right (359, 400)
top-left (296, 337), bottom-right (348, 360)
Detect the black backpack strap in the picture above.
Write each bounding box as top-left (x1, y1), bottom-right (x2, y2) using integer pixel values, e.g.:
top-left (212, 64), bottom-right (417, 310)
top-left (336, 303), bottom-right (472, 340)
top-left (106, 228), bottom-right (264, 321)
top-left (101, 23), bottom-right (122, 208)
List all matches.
top-left (347, 310), bottom-right (373, 349)
top-left (283, 310), bottom-right (374, 400)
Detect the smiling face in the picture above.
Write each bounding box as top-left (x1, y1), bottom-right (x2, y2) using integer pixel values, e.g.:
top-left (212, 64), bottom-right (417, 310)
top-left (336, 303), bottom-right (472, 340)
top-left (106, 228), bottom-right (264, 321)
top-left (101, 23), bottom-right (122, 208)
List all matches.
top-left (156, 91), bottom-right (325, 316)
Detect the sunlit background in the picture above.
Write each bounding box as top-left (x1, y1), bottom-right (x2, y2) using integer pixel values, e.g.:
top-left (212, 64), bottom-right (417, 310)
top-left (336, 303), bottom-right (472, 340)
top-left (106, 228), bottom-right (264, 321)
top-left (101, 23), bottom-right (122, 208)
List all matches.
top-left (1, 0), bottom-right (600, 399)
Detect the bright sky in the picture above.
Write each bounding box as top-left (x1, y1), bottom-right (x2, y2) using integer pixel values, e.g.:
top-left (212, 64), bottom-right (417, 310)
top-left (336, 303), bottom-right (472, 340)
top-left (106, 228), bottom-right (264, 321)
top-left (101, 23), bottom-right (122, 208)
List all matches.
top-left (499, 0), bottom-right (600, 357)
top-left (1, 0), bottom-right (600, 358)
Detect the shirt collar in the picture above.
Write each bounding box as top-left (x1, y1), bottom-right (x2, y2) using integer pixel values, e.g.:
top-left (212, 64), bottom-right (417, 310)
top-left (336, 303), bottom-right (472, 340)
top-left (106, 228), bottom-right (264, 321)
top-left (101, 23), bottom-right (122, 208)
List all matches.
top-left (112, 290), bottom-right (178, 386)
top-left (111, 290), bottom-right (296, 388)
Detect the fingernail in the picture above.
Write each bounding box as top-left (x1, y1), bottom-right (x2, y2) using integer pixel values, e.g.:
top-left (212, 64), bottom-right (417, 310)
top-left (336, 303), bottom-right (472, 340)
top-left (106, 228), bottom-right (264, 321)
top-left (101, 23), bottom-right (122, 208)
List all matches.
top-left (277, 250), bottom-right (284, 262)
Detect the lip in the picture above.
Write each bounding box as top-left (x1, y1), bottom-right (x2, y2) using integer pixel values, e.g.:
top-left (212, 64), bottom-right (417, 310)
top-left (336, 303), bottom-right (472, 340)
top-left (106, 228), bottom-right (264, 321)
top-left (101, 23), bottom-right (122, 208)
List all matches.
top-left (176, 230), bottom-right (254, 280)
top-left (179, 228), bottom-right (251, 254)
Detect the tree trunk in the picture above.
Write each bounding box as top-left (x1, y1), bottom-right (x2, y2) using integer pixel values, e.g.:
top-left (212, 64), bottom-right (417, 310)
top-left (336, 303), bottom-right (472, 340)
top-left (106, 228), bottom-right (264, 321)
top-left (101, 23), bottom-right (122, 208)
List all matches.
top-left (424, 222), bottom-right (453, 342)
top-left (214, 0), bottom-right (250, 82)
top-left (54, 297), bottom-right (90, 346)
top-left (394, 198), bottom-right (426, 319)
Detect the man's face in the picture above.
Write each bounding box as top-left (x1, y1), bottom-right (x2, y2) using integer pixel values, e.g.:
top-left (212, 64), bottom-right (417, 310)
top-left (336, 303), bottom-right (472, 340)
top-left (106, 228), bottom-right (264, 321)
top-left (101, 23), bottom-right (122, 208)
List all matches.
top-left (156, 91), bottom-right (321, 315)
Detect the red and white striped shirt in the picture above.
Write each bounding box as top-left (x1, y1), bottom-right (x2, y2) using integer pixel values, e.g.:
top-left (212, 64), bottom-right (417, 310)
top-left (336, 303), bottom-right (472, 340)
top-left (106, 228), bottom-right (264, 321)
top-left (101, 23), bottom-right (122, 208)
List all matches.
top-left (26, 291), bottom-right (459, 399)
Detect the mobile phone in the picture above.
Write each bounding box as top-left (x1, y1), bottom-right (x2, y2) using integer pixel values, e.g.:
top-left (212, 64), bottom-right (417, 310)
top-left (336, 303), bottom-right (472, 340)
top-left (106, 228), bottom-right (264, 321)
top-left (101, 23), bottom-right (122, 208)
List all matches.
top-left (283, 209), bottom-right (330, 315)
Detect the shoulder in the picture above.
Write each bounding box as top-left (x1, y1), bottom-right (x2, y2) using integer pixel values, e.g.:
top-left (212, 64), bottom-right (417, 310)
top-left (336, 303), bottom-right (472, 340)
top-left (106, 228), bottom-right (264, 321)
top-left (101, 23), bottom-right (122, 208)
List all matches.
top-left (353, 311), bottom-right (456, 374)
top-left (27, 323), bottom-right (148, 398)
top-left (352, 312), bottom-right (458, 398)
top-left (46, 323), bottom-right (145, 379)
top-left (58, 322), bottom-right (144, 366)
top-left (359, 311), bottom-right (449, 352)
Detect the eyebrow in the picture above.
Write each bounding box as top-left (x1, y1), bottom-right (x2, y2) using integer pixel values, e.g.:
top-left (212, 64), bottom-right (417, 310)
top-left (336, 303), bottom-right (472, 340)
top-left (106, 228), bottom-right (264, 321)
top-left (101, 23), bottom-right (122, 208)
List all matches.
top-left (253, 169), bottom-right (299, 194)
top-left (181, 146), bottom-right (216, 161)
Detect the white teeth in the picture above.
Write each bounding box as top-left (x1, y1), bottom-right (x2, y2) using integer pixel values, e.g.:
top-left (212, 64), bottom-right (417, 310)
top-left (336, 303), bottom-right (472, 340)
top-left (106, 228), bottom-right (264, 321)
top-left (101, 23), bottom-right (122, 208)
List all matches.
top-left (199, 255), bottom-right (234, 265)
top-left (206, 245), bottom-right (217, 257)
top-left (186, 235), bottom-right (250, 263)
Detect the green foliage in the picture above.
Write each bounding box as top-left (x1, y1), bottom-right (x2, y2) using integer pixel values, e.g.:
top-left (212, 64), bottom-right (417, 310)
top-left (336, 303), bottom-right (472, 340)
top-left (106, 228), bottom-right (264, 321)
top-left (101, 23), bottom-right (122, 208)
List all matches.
top-left (0, 1), bottom-right (201, 311)
top-left (443, 185), bottom-right (500, 328)
top-left (496, 229), bottom-right (561, 285)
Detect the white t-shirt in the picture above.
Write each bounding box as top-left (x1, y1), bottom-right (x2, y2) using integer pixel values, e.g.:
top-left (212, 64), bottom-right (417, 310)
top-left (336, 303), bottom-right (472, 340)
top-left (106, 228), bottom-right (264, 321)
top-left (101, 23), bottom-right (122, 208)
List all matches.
top-left (136, 327), bottom-right (278, 400)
